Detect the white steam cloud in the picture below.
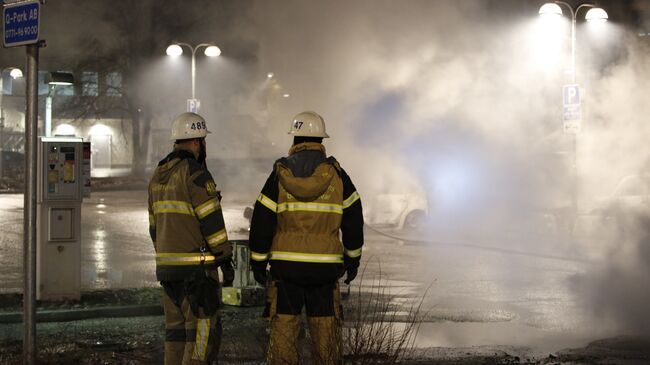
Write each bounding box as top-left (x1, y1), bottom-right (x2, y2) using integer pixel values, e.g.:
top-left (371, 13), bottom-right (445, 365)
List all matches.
top-left (246, 0), bottom-right (650, 336)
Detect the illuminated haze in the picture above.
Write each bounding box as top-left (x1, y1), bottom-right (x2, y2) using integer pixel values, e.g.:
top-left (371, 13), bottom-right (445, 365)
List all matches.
top-left (242, 0), bottom-right (650, 337)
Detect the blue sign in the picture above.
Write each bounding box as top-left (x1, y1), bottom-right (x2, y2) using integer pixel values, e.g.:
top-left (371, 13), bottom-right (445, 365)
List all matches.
top-left (3, 1), bottom-right (40, 47)
top-left (563, 84), bottom-right (580, 106)
top-left (562, 84), bottom-right (582, 133)
top-left (187, 99), bottom-right (201, 113)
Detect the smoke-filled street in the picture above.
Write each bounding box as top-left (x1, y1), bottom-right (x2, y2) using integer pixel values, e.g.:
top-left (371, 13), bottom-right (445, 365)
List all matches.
top-left (0, 189), bottom-right (640, 361)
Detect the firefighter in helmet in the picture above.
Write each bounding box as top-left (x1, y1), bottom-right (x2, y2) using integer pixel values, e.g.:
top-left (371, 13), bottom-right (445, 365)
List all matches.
top-left (148, 112), bottom-right (234, 364)
top-left (249, 111), bottom-right (364, 364)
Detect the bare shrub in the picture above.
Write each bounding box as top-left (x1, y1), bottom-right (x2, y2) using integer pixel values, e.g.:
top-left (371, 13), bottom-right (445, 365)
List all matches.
top-left (343, 261), bottom-right (427, 365)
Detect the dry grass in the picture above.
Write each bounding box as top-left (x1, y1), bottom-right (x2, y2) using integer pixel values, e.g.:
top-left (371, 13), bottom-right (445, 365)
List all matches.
top-left (343, 261), bottom-right (427, 364)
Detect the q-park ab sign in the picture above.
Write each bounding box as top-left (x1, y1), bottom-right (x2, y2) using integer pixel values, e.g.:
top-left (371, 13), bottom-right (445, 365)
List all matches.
top-left (3, 0), bottom-right (40, 47)
top-left (563, 84), bottom-right (581, 134)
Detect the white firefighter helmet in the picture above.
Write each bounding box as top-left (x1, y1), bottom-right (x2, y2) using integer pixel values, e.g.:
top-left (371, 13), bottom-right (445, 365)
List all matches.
top-left (288, 111), bottom-right (330, 138)
top-left (170, 112), bottom-right (211, 141)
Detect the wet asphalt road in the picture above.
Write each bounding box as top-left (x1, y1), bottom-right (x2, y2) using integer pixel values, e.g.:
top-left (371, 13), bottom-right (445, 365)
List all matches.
top-left (0, 190), bottom-right (613, 354)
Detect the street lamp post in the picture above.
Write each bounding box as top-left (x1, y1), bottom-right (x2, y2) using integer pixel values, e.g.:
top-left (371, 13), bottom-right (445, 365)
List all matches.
top-left (0, 67), bottom-right (24, 178)
top-left (166, 42), bottom-right (221, 112)
top-left (539, 2), bottom-right (608, 220)
top-left (45, 71), bottom-right (75, 137)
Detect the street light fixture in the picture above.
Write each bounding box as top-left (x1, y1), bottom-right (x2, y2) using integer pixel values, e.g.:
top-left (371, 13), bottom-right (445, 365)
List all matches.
top-left (538, 2), bottom-right (608, 83)
top-left (165, 42), bottom-right (221, 103)
top-left (9, 68), bottom-right (23, 79)
top-left (45, 71), bottom-right (75, 137)
top-left (538, 3), bottom-right (563, 17)
top-left (45, 71), bottom-right (74, 86)
top-left (585, 8), bottom-right (608, 23)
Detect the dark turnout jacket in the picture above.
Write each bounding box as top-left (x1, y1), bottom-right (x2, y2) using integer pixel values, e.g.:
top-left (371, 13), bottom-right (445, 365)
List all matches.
top-left (148, 149), bottom-right (232, 281)
top-left (249, 142), bottom-right (364, 285)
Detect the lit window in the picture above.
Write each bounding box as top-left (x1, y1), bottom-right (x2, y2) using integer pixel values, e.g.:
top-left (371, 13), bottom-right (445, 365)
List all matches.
top-left (1, 71), bottom-right (12, 95)
top-left (82, 71), bottom-right (99, 96)
top-left (106, 72), bottom-right (122, 96)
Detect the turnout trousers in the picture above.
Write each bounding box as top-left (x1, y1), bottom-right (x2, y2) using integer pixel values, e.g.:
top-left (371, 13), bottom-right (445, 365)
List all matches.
top-left (162, 280), bottom-right (222, 365)
top-left (264, 280), bottom-right (343, 365)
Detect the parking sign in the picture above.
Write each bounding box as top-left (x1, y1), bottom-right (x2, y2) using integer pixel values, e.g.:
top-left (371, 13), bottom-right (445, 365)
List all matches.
top-left (187, 99), bottom-right (201, 113)
top-left (3, 0), bottom-right (40, 47)
top-left (563, 84), bottom-right (581, 134)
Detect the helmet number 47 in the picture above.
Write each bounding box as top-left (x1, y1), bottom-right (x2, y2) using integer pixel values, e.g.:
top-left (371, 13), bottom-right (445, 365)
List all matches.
top-left (293, 121), bottom-right (303, 129)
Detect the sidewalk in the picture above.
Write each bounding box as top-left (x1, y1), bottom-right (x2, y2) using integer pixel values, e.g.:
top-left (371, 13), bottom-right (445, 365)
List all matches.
top-left (0, 288), bottom-right (267, 364)
top-left (1, 288), bottom-right (649, 364)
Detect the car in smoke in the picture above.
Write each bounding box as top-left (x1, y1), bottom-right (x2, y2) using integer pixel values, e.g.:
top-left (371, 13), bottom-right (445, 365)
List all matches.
top-left (574, 174), bottom-right (650, 238)
top-left (363, 192), bottom-right (429, 230)
top-left (599, 174), bottom-right (650, 215)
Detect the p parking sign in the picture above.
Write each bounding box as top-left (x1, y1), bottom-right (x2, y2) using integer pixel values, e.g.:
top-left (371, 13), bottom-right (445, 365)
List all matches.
top-left (187, 99), bottom-right (201, 113)
top-left (562, 84), bottom-right (581, 134)
top-left (3, 0), bottom-right (40, 48)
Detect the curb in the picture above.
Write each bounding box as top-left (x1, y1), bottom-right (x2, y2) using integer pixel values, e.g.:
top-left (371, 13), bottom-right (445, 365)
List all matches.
top-left (0, 304), bottom-right (163, 324)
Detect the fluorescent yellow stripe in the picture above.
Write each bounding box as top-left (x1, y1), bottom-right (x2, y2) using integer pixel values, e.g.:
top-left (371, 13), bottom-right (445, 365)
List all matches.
top-left (250, 251), bottom-right (270, 261)
top-left (277, 202), bottom-right (343, 214)
top-left (344, 247), bottom-right (362, 258)
top-left (153, 200), bottom-right (195, 216)
top-left (270, 251), bottom-right (343, 263)
top-left (156, 252), bottom-right (216, 266)
top-left (195, 198), bottom-right (219, 219)
top-left (343, 191), bottom-right (360, 208)
top-left (206, 229), bottom-right (228, 247)
top-left (257, 194), bottom-right (278, 212)
top-left (192, 318), bottom-right (210, 360)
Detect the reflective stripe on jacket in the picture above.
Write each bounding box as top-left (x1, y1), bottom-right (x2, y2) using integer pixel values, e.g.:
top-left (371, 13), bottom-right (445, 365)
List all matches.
top-left (148, 149), bottom-right (231, 281)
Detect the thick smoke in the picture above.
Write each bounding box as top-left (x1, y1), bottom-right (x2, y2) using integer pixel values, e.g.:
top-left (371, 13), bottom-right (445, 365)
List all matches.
top-left (247, 0), bottom-right (650, 336)
top-left (570, 36), bottom-right (650, 336)
top-left (250, 0), bottom-right (572, 234)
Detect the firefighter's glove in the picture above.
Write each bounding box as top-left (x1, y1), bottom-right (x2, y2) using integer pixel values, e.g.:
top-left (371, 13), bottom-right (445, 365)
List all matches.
top-left (184, 268), bottom-right (220, 317)
top-left (220, 260), bottom-right (235, 287)
top-left (343, 256), bottom-right (360, 285)
top-left (344, 267), bottom-right (358, 285)
top-left (251, 261), bottom-right (268, 285)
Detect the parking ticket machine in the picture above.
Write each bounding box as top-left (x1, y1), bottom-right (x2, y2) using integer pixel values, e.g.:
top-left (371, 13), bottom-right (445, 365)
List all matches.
top-left (37, 136), bottom-right (84, 300)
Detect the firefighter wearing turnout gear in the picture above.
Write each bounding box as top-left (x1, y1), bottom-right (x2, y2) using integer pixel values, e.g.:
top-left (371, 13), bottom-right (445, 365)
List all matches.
top-left (249, 111), bottom-right (364, 365)
top-left (148, 112), bottom-right (234, 365)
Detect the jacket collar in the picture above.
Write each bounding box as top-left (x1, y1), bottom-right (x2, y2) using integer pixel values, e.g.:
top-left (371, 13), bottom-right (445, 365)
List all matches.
top-left (289, 142), bottom-right (326, 156)
top-left (158, 148), bottom-right (196, 166)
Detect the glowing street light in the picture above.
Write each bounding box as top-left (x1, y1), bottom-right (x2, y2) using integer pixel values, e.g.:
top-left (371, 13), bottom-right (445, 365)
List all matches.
top-left (538, 2), bottom-right (608, 82)
top-left (165, 42), bottom-right (221, 102)
top-left (585, 8), bottom-right (608, 23)
top-left (538, 3), bottom-right (563, 18)
top-left (8, 68), bottom-right (23, 79)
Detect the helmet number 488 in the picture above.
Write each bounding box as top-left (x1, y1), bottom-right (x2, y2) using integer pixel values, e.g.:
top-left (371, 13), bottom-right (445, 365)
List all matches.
top-left (191, 122), bottom-right (207, 130)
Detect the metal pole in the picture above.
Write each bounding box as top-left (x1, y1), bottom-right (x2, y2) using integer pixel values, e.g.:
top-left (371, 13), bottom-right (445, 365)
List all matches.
top-left (570, 12), bottom-right (577, 83)
top-left (0, 77), bottom-right (4, 179)
top-left (23, 43), bottom-right (39, 365)
top-left (191, 48), bottom-right (196, 100)
top-left (569, 6), bottom-right (578, 215)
